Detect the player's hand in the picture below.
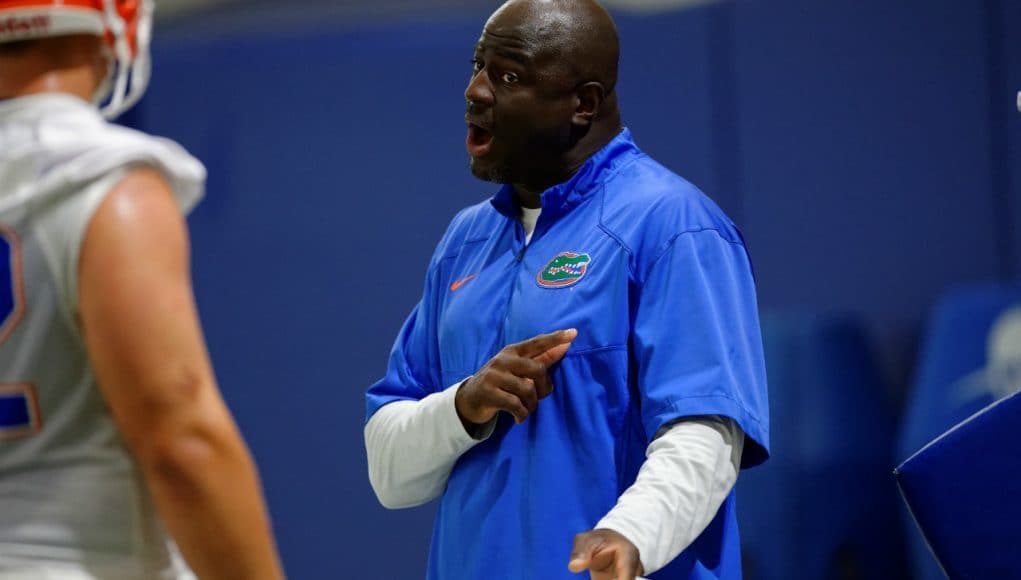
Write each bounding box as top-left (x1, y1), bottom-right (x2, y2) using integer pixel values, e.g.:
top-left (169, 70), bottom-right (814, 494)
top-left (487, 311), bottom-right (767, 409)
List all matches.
top-left (568, 529), bottom-right (644, 580)
top-left (455, 328), bottom-right (577, 426)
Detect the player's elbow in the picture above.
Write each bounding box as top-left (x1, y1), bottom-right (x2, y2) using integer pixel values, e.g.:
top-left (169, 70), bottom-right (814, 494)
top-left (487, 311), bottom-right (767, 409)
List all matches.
top-left (127, 393), bottom-right (246, 496)
top-left (145, 428), bottom-right (219, 481)
top-left (368, 460), bottom-right (404, 509)
top-left (139, 418), bottom-right (239, 487)
top-left (370, 478), bottom-right (431, 510)
top-left (367, 457), bottom-right (434, 509)
top-left (364, 408), bottom-right (441, 509)
top-left (373, 490), bottom-right (408, 510)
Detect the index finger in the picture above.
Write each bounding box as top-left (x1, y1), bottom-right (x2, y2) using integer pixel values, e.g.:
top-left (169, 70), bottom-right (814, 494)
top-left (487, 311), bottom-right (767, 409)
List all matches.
top-left (567, 533), bottom-right (600, 573)
top-left (511, 328), bottom-right (578, 359)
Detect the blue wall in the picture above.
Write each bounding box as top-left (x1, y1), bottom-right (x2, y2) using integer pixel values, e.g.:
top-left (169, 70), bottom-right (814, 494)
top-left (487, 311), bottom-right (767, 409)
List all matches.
top-left (135, 0), bottom-right (1020, 577)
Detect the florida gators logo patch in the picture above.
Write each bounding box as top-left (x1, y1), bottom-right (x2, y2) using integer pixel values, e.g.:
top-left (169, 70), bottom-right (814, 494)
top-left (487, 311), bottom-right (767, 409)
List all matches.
top-left (537, 252), bottom-right (591, 288)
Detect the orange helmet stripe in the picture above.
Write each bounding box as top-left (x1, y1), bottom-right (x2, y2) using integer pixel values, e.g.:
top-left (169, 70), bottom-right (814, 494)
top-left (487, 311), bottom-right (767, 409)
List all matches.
top-left (0, 1), bottom-right (102, 9)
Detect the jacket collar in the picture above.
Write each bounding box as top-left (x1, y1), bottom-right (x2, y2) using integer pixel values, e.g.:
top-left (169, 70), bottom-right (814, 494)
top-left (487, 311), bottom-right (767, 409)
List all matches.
top-left (490, 127), bottom-right (639, 221)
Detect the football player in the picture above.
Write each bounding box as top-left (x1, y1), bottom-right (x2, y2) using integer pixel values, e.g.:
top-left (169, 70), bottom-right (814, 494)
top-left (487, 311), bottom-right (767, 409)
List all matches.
top-left (0, 2), bottom-right (284, 578)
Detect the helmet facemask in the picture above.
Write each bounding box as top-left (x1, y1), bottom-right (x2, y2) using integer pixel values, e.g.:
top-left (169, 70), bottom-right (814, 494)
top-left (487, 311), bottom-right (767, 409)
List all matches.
top-left (98, 0), bottom-right (153, 119)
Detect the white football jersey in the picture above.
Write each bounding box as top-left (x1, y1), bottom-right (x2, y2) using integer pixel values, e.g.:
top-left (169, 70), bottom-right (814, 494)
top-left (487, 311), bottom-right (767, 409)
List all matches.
top-left (0, 94), bottom-right (204, 578)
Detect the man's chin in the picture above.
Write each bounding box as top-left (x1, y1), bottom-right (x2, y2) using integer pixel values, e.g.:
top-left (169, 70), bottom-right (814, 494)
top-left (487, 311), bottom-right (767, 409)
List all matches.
top-left (469, 157), bottom-right (509, 184)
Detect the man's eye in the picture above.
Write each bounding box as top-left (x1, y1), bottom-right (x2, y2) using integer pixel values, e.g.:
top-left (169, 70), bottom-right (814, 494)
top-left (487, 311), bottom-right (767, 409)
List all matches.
top-left (471, 59), bottom-right (483, 73)
top-left (501, 72), bottom-right (519, 84)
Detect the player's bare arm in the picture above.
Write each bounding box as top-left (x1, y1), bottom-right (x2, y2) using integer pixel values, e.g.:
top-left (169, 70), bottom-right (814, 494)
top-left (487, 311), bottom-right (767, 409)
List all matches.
top-left (455, 328), bottom-right (577, 426)
top-left (78, 168), bottom-right (285, 580)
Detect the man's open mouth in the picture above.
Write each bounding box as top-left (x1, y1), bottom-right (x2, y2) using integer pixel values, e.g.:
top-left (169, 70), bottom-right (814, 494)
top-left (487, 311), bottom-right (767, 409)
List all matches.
top-left (467, 124), bottom-right (494, 157)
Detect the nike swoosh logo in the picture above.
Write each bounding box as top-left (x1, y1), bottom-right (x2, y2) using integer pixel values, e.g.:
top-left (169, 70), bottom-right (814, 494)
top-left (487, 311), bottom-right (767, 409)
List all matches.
top-left (450, 274), bottom-right (478, 292)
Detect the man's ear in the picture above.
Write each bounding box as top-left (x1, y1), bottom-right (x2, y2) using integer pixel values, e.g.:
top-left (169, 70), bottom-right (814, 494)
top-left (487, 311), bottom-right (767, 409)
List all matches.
top-left (572, 82), bottom-right (605, 127)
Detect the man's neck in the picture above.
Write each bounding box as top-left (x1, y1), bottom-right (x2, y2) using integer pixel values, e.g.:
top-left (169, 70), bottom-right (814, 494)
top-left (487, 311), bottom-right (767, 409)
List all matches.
top-left (512, 116), bottom-right (623, 209)
top-left (0, 36), bottom-right (102, 102)
top-left (513, 184), bottom-right (545, 209)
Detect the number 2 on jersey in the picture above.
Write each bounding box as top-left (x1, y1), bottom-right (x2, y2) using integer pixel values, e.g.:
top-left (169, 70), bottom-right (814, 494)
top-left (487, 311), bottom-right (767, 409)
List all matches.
top-left (0, 225), bottom-right (25, 346)
top-left (0, 225), bottom-right (37, 439)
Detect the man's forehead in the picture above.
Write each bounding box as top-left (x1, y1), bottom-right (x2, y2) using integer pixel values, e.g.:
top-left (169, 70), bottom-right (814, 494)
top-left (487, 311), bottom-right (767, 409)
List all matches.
top-left (476, 27), bottom-right (537, 61)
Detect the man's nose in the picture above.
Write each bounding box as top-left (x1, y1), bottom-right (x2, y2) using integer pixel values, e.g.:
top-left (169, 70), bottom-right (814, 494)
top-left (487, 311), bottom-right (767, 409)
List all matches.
top-left (465, 70), bottom-right (493, 106)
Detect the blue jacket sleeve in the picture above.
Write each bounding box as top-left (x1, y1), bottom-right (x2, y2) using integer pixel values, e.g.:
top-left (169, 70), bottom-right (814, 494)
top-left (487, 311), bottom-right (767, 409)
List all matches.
top-left (632, 228), bottom-right (770, 467)
top-left (365, 264), bottom-right (444, 422)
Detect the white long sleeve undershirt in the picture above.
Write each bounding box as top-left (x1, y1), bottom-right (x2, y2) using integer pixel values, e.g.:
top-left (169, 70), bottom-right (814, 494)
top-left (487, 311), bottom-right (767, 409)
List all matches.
top-left (364, 380), bottom-right (743, 575)
top-left (596, 416), bottom-right (743, 575)
top-left (364, 384), bottom-right (486, 509)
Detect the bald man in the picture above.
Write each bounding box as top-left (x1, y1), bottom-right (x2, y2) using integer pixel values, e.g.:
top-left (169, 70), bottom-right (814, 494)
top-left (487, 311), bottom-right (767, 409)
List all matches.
top-left (364, 1), bottom-right (769, 579)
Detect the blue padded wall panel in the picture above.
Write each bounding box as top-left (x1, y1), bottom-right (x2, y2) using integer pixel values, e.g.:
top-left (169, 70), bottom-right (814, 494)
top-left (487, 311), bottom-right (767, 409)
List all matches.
top-left (897, 283), bottom-right (1021, 580)
top-left (897, 390), bottom-right (1021, 579)
top-left (732, 0), bottom-right (1000, 326)
top-left (614, 7), bottom-right (723, 215)
top-left (738, 313), bottom-right (905, 580)
top-left (1000, 0), bottom-right (1021, 275)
